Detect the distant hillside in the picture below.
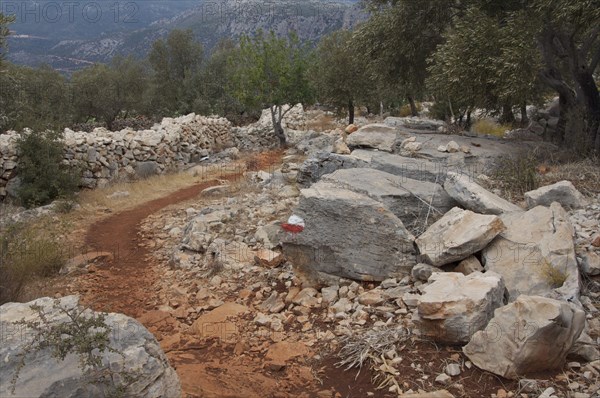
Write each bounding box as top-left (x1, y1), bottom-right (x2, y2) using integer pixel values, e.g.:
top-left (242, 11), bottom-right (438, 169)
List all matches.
top-left (4, 0), bottom-right (365, 73)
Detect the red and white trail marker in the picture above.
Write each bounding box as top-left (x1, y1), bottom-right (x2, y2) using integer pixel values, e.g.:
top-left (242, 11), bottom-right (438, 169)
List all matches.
top-left (281, 215), bottom-right (305, 240)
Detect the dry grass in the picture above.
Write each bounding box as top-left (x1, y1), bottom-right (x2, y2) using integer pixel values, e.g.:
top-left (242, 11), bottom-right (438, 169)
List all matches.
top-left (306, 113), bottom-right (339, 132)
top-left (472, 119), bottom-right (511, 137)
top-left (537, 156), bottom-right (600, 196)
top-left (76, 161), bottom-right (247, 214)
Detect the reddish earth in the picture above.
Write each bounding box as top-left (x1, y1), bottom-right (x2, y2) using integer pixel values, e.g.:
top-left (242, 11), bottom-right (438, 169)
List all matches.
top-left (66, 152), bottom-right (565, 398)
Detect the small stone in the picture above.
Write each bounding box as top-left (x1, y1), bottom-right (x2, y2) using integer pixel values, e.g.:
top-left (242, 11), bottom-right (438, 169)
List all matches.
top-left (496, 389), bottom-right (508, 398)
top-left (357, 290), bottom-right (385, 306)
top-left (445, 363), bottom-right (461, 376)
top-left (446, 141), bottom-right (460, 153)
top-left (435, 373), bottom-right (451, 385)
top-left (518, 379), bottom-right (538, 393)
top-left (538, 387), bottom-right (555, 398)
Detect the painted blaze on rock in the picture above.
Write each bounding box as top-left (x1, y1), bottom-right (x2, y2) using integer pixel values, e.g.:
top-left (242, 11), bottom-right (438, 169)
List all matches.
top-left (283, 183), bottom-right (416, 282)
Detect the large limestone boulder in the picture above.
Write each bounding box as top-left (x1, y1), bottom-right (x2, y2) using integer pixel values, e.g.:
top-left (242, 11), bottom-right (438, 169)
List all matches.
top-left (296, 152), bottom-right (369, 187)
top-left (415, 272), bottom-right (506, 344)
top-left (181, 209), bottom-right (230, 253)
top-left (463, 295), bottom-right (585, 379)
top-left (443, 172), bottom-right (522, 214)
top-left (415, 207), bottom-right (505, 267)
top-left (346, 124), bottom-right (398, 152)
top-left (482, 202), bottom-right (580, 302)
top-left (0, 296), bottom-right (181, 398)
top-left (524, 180), bottom-right (586, 209)
top-left (370, 152), bottom-right (448, 183)
top-left (283, 184), bottom-right (416, 282)
top-left (321, 168), bottom-right (457, 231)
top-left (384, 116), bottom-right (446, 131)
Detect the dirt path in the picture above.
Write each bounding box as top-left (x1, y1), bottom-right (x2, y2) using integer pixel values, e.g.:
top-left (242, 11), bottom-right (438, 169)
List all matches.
top-left (79, 176), bottom-right (239, 317)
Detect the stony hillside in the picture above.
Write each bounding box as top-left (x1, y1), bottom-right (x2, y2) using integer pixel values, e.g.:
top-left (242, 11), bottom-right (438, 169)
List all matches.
top-left (6, 0), bottom-right (365, 72)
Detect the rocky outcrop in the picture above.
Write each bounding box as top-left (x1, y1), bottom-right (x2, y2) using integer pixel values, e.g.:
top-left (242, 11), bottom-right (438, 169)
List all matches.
top-left (346, 124), bottom-right (398, 152)
top-left (524, 180), bottom-right (586, 209)
top-left (463, 295), bottom-right (585, 379)
top-left (443, 172), bottom-right (522, 215)
top-left (370, 152), bottom-right (449, 184)
top-left (282, 183), bottom-right (416, 282)
top-left (415, 207), bottom-right (505, 267)
top-left (415, 272), bottom-right (506, 344)
top-left (296, 151), bottom-right (369, 187)
top-left (321, 168), bottom-right (456, 232)
top-left (384, 116), bottom-right (446, 131)
top-left (482, 202), bottom-right (580, 302)
top-left (0, 296), bottom-right (181, 398)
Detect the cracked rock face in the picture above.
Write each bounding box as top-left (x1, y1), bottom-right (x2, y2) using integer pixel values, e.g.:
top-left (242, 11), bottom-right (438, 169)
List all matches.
top-left (482, 202), bottom-right (580, 302)
top-left (282, 182), bottom-right (416, 282)
top-left (0, 296), bottom-right (181, 398)
top-left (414, 271), bottom-right (506, 344)
top-left (463, 295), bottom-right (585, 379)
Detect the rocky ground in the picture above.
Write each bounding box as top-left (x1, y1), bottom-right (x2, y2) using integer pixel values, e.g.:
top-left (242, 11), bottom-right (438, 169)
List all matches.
top-left (2, 111), bottom-right (599, 398)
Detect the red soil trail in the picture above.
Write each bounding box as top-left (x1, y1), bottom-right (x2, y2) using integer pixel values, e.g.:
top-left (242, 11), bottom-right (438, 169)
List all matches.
top-left (80, 176), bottom-right (239, 317)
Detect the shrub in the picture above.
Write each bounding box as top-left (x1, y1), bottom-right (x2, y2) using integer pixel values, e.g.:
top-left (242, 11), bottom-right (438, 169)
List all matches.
top-left (472, 119), bottom-right (511, 137)
top-left (0, 221), bottom-right (66, 304)
top-left (488, 151), bottom-right (540, 201)
top-left (428, 101), bottom-right (452, 121)
top-left (398, 102), bottom-right (423, 117)
top-left (16, 130), bottom-right (80, 208)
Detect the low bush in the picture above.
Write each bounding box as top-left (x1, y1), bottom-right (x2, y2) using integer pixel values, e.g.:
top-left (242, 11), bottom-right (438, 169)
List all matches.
top-left (16, 130), bottom-right (80, 208)
top-left (0, 220), bottom-right (66, 304)
top-left (488, 151), bottom-right (540, 201)
top-left (398, 102), bottom-right (423, 117)
top-left (472, 119), bottom-right (511, 137)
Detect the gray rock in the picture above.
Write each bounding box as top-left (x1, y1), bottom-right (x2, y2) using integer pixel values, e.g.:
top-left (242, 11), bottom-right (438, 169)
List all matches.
top-left (411, 263), bottom-right (442, 282)
top-left (415, 272), bottom-right (506, 344)
top-left (296, 152), bottom-right (369, 187)
top-left (464, 295), bottom-right (585, 379)
top-left (443, 172), bottom-right (522, 215)
top-left (135, 161), bottom-right (160, 179)
top-left (283, 184), bottom-right (416, 282)
top-left (384, 117), bottom-right (445, 131)
top-left (579, 251), bottom-right (600, 276)
top-left (445, 363), bottom-right (461, 376)
top-left (415, 207), bottom-right (505, 267)
top-left (482, 203), bottom-right (580, 302)
top-left (346, 124), bottom-right (398, 152)
top-left (524, 180), bottom-right (586, 209)
top-left (370, 152), bottom-right (448, 183)
top-left (321, 168), bottom-right (457, 232)
top-left (0, 296), bottom-right (181, 398)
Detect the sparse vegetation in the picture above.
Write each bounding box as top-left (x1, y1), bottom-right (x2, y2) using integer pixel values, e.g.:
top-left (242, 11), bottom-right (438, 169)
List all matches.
top-left (472, 119), bottom-right (511, 137)
top-left (0, 220), bottom-right (66, 305)
top-left (488, 151), bottom-right (540, 201)
top-left (10, 299), bottom-right (136, 396)
top-left (540, 261), bottom-right (567, 288)
top-left (15, 130), bottom-right (80, 208)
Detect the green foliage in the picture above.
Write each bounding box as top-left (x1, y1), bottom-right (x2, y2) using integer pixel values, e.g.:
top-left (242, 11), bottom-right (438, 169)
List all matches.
top-left (0, 64), bottom-right (72, 132)
top-left (148, 29), bottom-right (203, 116)
top-left (353, 0), bottom-right (452, 109)
top-left (72, 56), bottom-right (148, 129)
top-left (540, 261), bottom-right (567, 288)
top-left (311, 30), bottom-right (374, 122)
top-left (472, 119), bottom-right (511, 137)
top-left (15, 130), bottom-right (80, 208)
top-left (0, 221), bottom-right (66, 305)
top-left (10, 299), bottom-right (137, 396)
top-left (228, 30), bottom-right (314, 145)
top-left (0, 12), bottom-right (15, 66)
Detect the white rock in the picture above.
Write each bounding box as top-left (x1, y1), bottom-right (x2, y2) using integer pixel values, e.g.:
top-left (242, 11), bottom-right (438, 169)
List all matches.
top-left (525, 180), bottom-right (585, 209)
top-left (443, 172), bottom-right (522, 215)
top-left (463, 295), bottom-right (585, 379)
top-left (415, 272), bottom-right (506, 344)
top-left (415, 207), bottom-right (505, 267)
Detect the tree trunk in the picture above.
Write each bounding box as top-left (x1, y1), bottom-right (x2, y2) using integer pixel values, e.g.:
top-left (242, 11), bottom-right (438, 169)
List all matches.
top-left (348, 99), bottom-right (355, 125)
top-left (555, 93), bottom-right (571, 145)
top-left (407, 95), bottom-right (418, 117)
top-left (520, 102), bottom-right (529, 126)
top-left (465, 110), bottom-right (472, 130)
top-left (270, 105), bottom-right (287, 147)
top-left (500, 104), bottom-right (515, 124)
top-left (574, 69), bottom-right (600, 153)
